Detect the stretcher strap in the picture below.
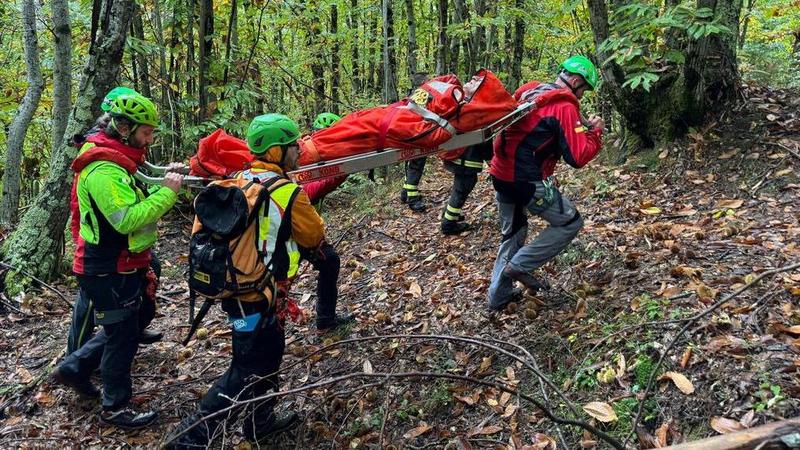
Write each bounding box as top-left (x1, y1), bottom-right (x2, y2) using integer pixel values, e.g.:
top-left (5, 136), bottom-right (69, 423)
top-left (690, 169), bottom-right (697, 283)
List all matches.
top-left (405, 101), bottom-right (457, 135)
top-left (378, 103), bottom-right (403, 151)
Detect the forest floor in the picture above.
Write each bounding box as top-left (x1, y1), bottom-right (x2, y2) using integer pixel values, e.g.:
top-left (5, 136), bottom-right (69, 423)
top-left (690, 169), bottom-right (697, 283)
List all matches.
top-left (0, 84), bottom-right (799, 450)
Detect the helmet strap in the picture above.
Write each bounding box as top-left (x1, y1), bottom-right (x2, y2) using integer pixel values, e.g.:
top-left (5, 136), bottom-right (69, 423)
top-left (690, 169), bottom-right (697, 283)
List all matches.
top-left (279, 145), bottom-right (288, 166)
top-left (109, 116), bottom-right (131, 144)
top-left (558, 72), bottom-right (587, 97)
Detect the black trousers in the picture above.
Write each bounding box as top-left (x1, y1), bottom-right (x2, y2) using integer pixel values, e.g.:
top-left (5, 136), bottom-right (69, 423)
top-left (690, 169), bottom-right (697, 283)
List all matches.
top-left (442, 161), bottom-right (480, 222)
top-left (66, 254), bottom-right (161, 353)
top-left (168, 302), bottom-right (285, 448)
top-left (403, 157), bottom-right (427, 196)
top-left (300, 243), bottom-right (340, 327)
top-left (59, 271), bottom-right (145, 410)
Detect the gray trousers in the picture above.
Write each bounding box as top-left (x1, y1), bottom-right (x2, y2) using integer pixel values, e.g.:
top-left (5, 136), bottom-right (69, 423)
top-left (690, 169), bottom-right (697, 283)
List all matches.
top-left (487, 182), bottom-right (584, 309)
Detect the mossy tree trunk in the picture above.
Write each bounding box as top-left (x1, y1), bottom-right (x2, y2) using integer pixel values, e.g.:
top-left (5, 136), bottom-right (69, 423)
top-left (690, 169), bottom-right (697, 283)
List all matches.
top-left (587, 0), bottom-right (743, 149)
top-left (2, 0), bottom-right (136, 293)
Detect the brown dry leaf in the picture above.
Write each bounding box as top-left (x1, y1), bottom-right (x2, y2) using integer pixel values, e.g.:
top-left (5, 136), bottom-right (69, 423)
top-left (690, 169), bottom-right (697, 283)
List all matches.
top-left (33, 391), bottom-right (56, 407)
top-left (455, 394), bottom-right (477, 406)
top-left (500, 391), bottom-right (512, 406)
top-left (502, 403), bottom-right (518, 418)
top-left (656, 419), bottom-right (671, 447)
top-left (407, 281), bottom-right (422, 298)
top-left (468, 425), bottom-right (503, 437)
top-left (659, 371), bottom-right (695, 395)
top-left (403, 422), bottom-right (432, 439)
top-left (710, 416), bottom-right (745, 434)
top-left (523, 433), bottom-right (557, 449)
top-left (16, 367), bottom-right (33, 384)
top-left (673, 207), bottom-right (698, 217)
top-left (773, 323), bottom-right (800, 336)
top-left (716, 199), bottom-right (744, 209)
top-left (582, 402), bottom-right (618, 423)
top-left (739, 410), bottom-right (757, 428)
top-left (671, 265), bottom-right (702, 279)
top-left (775, 167), bottom-right (794, 177)
top-left (680, 347), bottom-right (693, 369)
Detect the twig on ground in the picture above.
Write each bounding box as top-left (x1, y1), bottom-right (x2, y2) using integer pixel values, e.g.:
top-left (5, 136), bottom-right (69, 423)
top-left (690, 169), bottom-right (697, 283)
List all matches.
top-left (332, 213), bottom-right (368, 247)
top-left (764, 141), bottom-right (800, 161)
top-left (164, 370), bottom-right (625, 450)
top-left (623, 261), bottom-right (800, 447)
top-left (0, 261), bottom-right (72, 310)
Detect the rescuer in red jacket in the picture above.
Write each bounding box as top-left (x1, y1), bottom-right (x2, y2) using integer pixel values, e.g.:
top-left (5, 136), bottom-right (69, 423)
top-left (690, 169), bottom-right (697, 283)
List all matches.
top-left (487, 56), bottom-right (605, 311)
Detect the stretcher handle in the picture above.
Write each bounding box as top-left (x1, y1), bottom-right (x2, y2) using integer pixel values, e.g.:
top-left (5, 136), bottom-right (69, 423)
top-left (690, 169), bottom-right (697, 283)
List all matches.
top-left (134, 170), bottom-right (208, 188)
top-left (141, 161), bottom-right (191, 175)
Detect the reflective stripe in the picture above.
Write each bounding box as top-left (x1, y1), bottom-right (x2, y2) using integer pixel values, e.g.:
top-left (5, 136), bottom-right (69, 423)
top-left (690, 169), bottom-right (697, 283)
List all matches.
top-left (444, 211), bottom-right (460, 221)
top-left (446, 205), bottom-right (462, 214)
top-left (402, 184), bottom-right (418, 191)
top-left (462, 160), bottom-right (484, 169)
top-left (107, 208), bottom-right (127, 225)
top-left (406, 190), bottom-right (421, 197)
top-left (286, 241), bottom-right (300, 278)
top-left (252, 177), bottom-right (302, 279)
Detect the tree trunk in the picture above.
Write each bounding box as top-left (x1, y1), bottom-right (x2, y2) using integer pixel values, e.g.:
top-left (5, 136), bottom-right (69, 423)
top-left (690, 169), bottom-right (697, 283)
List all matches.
top-left (508, 0), bottom-right (525, 90)
top-left (51, 0), bottom-right (72, 153)
top-left (467, 0), bottom-right (485, 75)
top-left (186, 0), bottom-right (196, 103)
top-left (151, 0), bottom-right (171, 162)
top-left (586, 0), bottom-right (743, 148)
top-left (449, 0), bottom-right (467, 75)
top-left (404, 0), bottom-right (418, 81)
top-left (1, 0), bottom-right (44, 227)
top-left (307, 0), bottom-right (326, 112)
top-left (435, 0), bottom-right (448, 75)
top-left (738, 0), bottom-right (755, 49)
top-left (222, 0), bottom-right (238, 86)
top-left (330, 4), bottom-right (341, 114)
top-left (2, 0), bottom-right (136, 291)
top-left (349, 0), bottom-right (360, 92)
top-left (382, 0), bottom-right (398, 104)
top-left (484, 0), bottom-right (496, 68)
top-left (131, 7), bottom-right (152, 98)
top-left (198, 0), bottom-right (213, 119)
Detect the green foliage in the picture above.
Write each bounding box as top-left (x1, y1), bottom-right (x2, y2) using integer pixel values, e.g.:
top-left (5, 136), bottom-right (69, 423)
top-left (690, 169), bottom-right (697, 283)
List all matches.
top-left (738, 0), bottom-right (800, 89)
top-left (599, 1), bottom-right (732, 91)
top-left (634, 354), bottom-right (655, 387)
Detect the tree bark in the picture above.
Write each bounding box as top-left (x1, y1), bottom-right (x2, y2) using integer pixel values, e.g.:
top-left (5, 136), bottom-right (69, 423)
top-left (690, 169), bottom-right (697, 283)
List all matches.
top-left (306, 0), bottom-right (326, 111)
top-left (435, 0), bottom-right (448, 75)
top-left (186, 0), bottom-right (196, 102)
top-left (151, 0), bottom-right (171, 161)
top-left (198, 0), bottom-right (213, 119)
top-left (508, 0), bottom-right (525, 90)
top-left (51, 0), bottom-right (72, 154)
top-left (1, 0), bottom-right (44, 227)
top-left (349, 0), bottom-right (361, 92)
top-left (404, 0), bottom-right (418, 81)
top-left (131, 7), bottom-right (152, 98)
top-left (382, 0), bottom-right (398, 103)
top-left (449, 0), bottom-right (467, 75)
top-left (738, 0), bottom-right (755, 49)
top-left (2, 0), bottom-right (136, 290)
top-left (484, 0), bottom-right (497, 68)
top-left (222, 0), bottom-right (238, 86)
top-left (586, 0), bottom-right (743, 148)
top-left (330, 4), bottom-right (341, 115)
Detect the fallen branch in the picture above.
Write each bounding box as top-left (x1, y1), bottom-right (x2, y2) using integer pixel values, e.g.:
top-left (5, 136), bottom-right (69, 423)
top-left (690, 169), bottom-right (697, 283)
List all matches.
top-left (163, 370), bottom-right (625, 450)
top-left (663, 416), bottom-right (800, 449)
top-left (624, 261), bottom-right (800, 447)
top-left (0, 261), bottom-right (72, 310)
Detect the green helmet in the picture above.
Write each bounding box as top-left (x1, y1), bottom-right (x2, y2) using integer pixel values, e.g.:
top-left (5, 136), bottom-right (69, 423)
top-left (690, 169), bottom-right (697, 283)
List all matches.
top-left (109, 93), bottom-right (159, 127)
top-left (559, 55), bottom-right (599, 90)
top-left (101, 86), bottom-right (138, 112)
top-left (247, 113), bottom-right (301, 154)
top-left (312, 112), bottom-right (342, 130)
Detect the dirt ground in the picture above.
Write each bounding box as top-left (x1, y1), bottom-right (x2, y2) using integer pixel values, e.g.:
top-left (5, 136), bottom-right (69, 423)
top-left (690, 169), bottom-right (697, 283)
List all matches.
top-left (1, 84), bottom-right (798, 449)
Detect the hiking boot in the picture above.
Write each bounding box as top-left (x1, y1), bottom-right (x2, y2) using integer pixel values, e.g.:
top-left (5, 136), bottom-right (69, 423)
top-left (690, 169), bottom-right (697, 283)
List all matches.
top-left (399, 190), bottom-right (408, 204)
top-left (406, 196), bottom-right (426, 212)
top-left (317, 312), bottom-right (356, 333)
top-left (100, 407), bottom-right (157, 430)
top-left (49, 367), bottom-right (100, 399)
top-left (502, 265), bottom-right (551, 293)
top-left (139, 328), bottom-right (163, 345)
top-left (244, 410), bottom-right (300, 443)
top-left (441, 220), bottom-right (471, 235)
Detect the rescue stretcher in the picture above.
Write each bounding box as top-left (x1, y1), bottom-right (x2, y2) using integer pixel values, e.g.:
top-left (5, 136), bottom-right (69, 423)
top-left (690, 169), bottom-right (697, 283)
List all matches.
top-left (133, 101), bottom-right (536, 188)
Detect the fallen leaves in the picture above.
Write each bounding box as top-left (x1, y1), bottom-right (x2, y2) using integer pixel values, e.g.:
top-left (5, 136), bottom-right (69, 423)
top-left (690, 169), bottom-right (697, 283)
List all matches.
top-left (404, 422), bottom-right (432, 439)
top-left (582, 402), bottom-right (618, 423)
top-left (710, 416), bottom-right (745, 434)
top-left (659, 371), bottom-right (695, 395)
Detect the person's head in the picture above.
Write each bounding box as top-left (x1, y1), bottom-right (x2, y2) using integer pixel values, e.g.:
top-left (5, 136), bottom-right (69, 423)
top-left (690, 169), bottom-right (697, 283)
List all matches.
top-left (246, 113), bottom-right (301, 170)
top-left (412, 71), bottom-right (430, 87)
top-left (312, 112), bottom-right (341, 132)
top-left (105, 93), bottom-right (159, 149)
top-left (555, 55), bottom-right (599, 99)
top-left (101, 86), bottom-right (138, 112)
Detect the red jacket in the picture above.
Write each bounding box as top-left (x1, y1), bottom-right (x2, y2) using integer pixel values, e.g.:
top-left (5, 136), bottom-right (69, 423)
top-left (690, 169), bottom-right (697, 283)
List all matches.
top-left (302, 175), bottom-right (347, 203)
top-left (490, 81), bottom-right (602, 184)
